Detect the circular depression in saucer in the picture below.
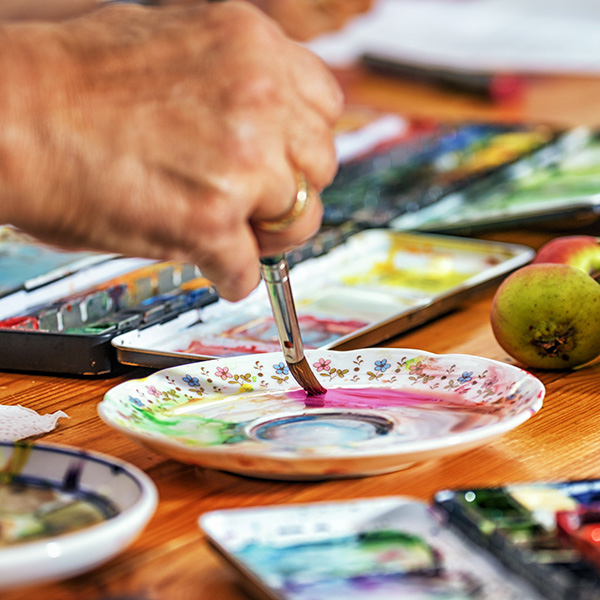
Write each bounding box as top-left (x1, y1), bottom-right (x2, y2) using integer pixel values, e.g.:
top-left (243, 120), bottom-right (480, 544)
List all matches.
top-left (246, 410), bottom-right (396, 446)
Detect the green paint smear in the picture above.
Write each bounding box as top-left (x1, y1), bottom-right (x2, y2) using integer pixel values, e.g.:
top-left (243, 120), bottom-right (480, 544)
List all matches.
top-left (470, 166), bottom-right (600, 210)
top-left (128, 405), bottom-right (242, 446)
top-left (237, 528), bottom-right (438, 582)
top-left (0, 442), bottom-right (33, 484)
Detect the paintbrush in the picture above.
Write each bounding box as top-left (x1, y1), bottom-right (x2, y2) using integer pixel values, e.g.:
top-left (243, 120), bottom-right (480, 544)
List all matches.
top-left (260, 254), bottom-right (326, 397)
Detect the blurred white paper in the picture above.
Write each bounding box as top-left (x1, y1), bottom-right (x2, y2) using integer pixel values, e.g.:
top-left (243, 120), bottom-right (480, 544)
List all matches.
top-left (307, 0), bottom-right (600, 73)
top-left (0, 404), bottom-right (68, 441)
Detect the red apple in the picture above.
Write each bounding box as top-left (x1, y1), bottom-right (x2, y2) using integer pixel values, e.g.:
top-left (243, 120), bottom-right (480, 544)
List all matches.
top-left (533, 235), bottom-right (600, 275)
top-left (491, 263), bottom-right (600, 369)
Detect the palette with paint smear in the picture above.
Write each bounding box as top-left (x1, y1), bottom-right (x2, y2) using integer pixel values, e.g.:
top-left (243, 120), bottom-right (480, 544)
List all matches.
top-left (112, 230), bottom-right (533, 369)
top-left (202, 481), bottom-right (600, 598)
top-left (200, 497), bottom-right (546, 599)
top-left (391, 127), bottom-right (600, 234)
top-left (98, 347), bottom-right (544, 480)
top-left (322, 115), bottom-right (560, 228)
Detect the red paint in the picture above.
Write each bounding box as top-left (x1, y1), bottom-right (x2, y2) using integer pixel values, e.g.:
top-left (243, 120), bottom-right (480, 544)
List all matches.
top-left (181, 340), bottom-right (266, 357)
top-left (0, 316), bottom-right (39, 330)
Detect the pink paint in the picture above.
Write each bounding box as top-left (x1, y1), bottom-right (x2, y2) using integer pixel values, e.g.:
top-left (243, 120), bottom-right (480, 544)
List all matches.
top-left (289, 386), bottom-right (486, 412)
top-left (181, 340), bottom-right (267, 357)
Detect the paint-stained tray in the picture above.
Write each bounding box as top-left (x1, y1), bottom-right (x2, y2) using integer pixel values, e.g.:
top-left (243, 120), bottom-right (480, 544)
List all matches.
top-left (391, 127), bottom-right (600, 234)
top-left (112, 230), bottom-right (533, 370)
top-left (199, 497), bottom-right (546, 599)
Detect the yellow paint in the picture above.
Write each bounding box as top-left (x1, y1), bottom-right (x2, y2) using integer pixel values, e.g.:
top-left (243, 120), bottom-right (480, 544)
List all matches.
top-left (0, 443), bottom-right (32, 484)
top-left (342, 237), bottom-right (472, 293)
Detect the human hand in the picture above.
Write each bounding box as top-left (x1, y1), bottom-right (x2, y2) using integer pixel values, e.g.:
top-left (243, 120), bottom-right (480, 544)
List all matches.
top-left (0, 1), bottom-right (343, 301)
top-left (248, 0), bottom-right (375, 41)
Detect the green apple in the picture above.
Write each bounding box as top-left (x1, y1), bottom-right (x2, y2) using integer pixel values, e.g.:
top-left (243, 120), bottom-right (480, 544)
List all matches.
top-left (491, 263), bottom-right (600, 369)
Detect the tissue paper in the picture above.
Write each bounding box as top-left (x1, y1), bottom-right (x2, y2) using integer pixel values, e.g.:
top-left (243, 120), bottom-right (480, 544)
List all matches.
top-left (0, 405), bottom-right (68, 441)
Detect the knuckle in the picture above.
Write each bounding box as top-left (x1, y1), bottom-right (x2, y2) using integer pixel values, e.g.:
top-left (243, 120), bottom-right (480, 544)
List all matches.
top-left (216, 2), bottom-right (278, 45)
top-left (235, 70), bottom-right (281, 112)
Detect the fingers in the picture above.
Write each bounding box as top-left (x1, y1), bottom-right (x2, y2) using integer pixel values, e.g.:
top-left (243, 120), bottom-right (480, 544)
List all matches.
top-left (253, 183), bottom-right (324, 257)
top-left (249, 0), bottom-right (375, 41)
top-left (166, 184), bottom-right (264, 302)
top-left (191, 233), bottom-right (263, 303)
top-left (318, 0), bottom-right (375, 22)
top-left (285, 40), bottom-right (345, 126)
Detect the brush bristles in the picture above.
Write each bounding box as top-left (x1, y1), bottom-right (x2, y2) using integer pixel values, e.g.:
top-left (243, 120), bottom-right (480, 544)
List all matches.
top-left (288, 357), bottom-right (327, 396)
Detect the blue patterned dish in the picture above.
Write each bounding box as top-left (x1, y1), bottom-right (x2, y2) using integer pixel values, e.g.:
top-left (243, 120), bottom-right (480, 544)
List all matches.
top-left (0, 442), bottom-right (157, 590)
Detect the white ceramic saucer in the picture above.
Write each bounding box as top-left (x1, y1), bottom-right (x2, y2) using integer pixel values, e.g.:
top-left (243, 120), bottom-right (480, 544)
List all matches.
top-left (99, 348), bottom-right (544, 480)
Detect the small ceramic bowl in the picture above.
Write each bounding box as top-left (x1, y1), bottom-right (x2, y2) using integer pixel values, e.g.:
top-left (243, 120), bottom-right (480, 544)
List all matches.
top-left (0, 441), bottom-right (158, 590)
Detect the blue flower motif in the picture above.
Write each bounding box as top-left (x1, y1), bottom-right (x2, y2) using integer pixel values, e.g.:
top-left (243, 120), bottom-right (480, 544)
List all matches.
top-left (183, 374), bottom-right (201, 387)
top-left (129, 395), bottom-right (144, 407)
top-left (458, 371), bottom-right (473, 384)
top-left (374, 359), bottom-right (391, 373)
top-left (273, 362), bottom-right (289, 376)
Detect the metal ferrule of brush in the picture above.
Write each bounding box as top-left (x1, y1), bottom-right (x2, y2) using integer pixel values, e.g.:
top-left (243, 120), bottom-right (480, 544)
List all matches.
top-left (260, 255), bottom-right (304, 365)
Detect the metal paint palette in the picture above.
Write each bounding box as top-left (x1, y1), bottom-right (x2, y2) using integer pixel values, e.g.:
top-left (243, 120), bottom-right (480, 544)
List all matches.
top-left (112, 230), bottom-right (534, 369)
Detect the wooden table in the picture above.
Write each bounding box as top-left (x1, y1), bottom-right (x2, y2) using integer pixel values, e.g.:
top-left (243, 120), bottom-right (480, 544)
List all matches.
top-left (4, 68), bottom-right (600, 600)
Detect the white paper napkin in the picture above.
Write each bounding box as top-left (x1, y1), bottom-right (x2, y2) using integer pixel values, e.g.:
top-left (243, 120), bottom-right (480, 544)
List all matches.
top-left (0, 404), bottom-right (69, 441)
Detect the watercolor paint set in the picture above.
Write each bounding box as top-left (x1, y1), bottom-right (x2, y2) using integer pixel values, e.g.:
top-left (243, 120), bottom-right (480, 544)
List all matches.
top-left (0, 228), bottom-right (532, 375)
top-left (111, 230), bottom-right (533, 371)
top-left (323, 114), bottom-right (561, 229)
top-left (201, 479), bottom-right (600, 600)
top-left (391, 126), bottom-right (600, 234)
top-left (0, 227), bottom-right (220, 374)
top-left (435, 479), bottom-right (600, 600)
